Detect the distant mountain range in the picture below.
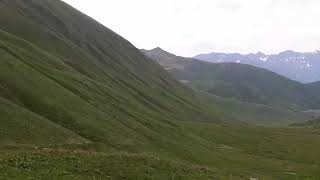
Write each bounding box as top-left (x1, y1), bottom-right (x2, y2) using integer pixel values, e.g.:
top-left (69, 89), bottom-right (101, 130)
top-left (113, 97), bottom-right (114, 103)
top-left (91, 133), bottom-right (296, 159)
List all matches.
top-left (194, 50), bottom-right (320, 83)
top-left (142, 48), bottom-right (320, 110)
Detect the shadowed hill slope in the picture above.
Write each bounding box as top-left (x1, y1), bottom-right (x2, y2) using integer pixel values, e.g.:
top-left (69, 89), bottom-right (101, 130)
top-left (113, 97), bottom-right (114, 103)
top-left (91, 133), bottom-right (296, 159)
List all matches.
top-left (0, 0), bottom-right (217, 147)
top-left (291, 118), bottom-right (320, 128)
top-left (0, 0), bottom-right (309, 147)
top-left (143, 48), bottom-right (320, 110)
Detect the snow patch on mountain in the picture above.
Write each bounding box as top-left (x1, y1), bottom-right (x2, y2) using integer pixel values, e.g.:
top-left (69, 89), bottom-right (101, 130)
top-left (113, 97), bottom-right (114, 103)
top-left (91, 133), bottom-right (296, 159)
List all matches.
top-left (313, 50), bottom-right (320, 54)
top-left (259, 56), bottom-right (269, 62)
top-left (194, 50), bottom-right (320, 83)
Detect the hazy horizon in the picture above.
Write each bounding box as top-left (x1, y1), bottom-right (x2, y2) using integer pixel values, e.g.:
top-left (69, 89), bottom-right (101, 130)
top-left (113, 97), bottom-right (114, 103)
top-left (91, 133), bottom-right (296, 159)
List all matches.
top-left (147, 47), bottom-right (320, 57)
top-left (62, 0), bottom-right (320, 57)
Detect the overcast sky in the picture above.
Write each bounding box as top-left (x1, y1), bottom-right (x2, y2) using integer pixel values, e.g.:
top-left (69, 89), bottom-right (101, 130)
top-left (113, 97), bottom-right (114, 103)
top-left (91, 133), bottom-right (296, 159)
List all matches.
top-left (62, 0), bottom-right (320, 57)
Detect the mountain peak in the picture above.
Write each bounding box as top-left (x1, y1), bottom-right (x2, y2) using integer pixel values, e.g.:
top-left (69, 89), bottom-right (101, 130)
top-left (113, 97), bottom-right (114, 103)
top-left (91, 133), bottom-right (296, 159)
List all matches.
top-left (194, 50), bottom-right (320, 83)
top-left (148, 47), bottom-right (176, 57)
top-left (278, 50), bottom-right (298, 56)
top-left (152, 47), bottom-right (165, 51)
top-left (313, 50), bottom-right (320, 54)
top-left (256, 52), bottom-right (266, 56)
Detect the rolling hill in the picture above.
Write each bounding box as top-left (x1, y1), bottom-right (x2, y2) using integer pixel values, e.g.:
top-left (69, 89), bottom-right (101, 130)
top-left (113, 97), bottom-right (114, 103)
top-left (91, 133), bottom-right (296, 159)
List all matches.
top-left (1, 0), bottom-right (320, 179)
top-left (291, 118), bottom-right (320, 128)
top-left (143, 48), bottom-right (320, 110)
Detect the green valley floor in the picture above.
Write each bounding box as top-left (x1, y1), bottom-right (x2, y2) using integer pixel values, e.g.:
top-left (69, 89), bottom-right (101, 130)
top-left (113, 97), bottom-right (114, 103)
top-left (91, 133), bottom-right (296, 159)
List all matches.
top-left (1, 121), bottom-right (320, 180)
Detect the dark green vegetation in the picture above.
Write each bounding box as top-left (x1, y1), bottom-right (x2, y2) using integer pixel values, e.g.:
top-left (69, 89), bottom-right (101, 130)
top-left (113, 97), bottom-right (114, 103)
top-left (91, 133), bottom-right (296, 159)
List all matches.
top-left (1, 0), bottom-right (218, 147)
top-left (291, 118), bottom-right (320, 128)
top-left (2, 122), bottom-right (320, 179)
top-left (1, 0), bottom-right (320, 179)
top-left (0, 151), bottom-right (219, 180)
top-left (143, 48), bottom-right (320, 110)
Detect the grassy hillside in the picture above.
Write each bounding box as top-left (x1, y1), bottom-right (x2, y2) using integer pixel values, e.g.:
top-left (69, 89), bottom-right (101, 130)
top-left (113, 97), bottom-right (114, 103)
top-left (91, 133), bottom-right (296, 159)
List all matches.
top-left (143, 48), bottom-right (320, 110)
top-left (0, 0), bottom-right (307, 146)
top-left (291, 118), bottom-right (320, 128)
top-left (0, 97), bottom-right (87, 145)
top-left (196, 92), bottom-right (309, 126)
top-left (2, 122), bottom-right (320, 179)
top-left (0, 0), bottom-right (217, 147)
top-left (0, 0), bottom-right (320, 179)
top-left (0, 151), bottom-right (221, 180)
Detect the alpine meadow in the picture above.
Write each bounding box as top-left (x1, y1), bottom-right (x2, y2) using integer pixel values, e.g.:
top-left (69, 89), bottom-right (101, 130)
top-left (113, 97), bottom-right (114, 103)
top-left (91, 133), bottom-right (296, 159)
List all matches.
top-left (1, 0), bottom-right (320, 179)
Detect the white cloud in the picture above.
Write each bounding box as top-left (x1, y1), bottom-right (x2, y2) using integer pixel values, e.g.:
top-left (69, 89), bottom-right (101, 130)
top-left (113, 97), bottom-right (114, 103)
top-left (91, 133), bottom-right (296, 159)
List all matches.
top-left (62, 0), bottom-right (320, 57)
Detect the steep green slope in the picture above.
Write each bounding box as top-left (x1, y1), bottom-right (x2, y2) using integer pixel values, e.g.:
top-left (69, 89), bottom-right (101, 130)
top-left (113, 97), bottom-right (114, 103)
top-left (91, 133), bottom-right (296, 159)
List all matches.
top-left (0, 0), bottom-right (307, 148)
top-left (0, 0), bottom-right (215, 149)
top-left (0, 97), bottom-right (87, 145)
top-left (143, 48), bottom-right (320, 110)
